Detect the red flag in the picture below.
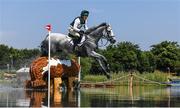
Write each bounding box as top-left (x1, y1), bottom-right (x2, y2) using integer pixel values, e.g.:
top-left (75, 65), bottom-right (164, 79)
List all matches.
top-left (45, 24), bottom-right (51, 31)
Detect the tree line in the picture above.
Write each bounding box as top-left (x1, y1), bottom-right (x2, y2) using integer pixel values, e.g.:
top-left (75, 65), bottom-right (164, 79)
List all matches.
top-left (88, 41), bottom-right (180, 75)
top-left (0, 40), bottom-right (180, 76)
top-left (0, 44), bottom-right (40, 70)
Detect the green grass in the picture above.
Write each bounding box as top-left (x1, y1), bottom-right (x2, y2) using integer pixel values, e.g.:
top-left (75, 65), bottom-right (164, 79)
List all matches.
top-left (82, 71), bottom-right (172, 86)
top-left (82, 75), bottom-right (107, 83)
top-left (0, 71), bottom-right (5, 79)
top-left (0, 70), bottom-right (16, 80)
top-left (0, 80), bottom-right (12, 84)
top-left (136, 71), bottom-right (169, 82)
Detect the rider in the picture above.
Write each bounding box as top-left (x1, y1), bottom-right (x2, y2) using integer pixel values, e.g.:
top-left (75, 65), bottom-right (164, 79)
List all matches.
top-left (68, 10), bottom-right (89, 50)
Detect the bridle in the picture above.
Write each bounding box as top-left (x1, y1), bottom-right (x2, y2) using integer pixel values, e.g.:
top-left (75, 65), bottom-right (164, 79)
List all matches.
top-left (98, 25), bottom-right (115, 47)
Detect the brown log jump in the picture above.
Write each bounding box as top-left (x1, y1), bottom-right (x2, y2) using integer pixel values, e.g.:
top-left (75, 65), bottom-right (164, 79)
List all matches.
top-left (25, 57), bottom-right (80, 89)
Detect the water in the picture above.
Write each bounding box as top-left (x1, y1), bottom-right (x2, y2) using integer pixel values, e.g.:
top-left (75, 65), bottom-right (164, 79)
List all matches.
top-left (0, 85), bottom-right (180, 107)
top-left (80, 86), bottom-right (180, 107)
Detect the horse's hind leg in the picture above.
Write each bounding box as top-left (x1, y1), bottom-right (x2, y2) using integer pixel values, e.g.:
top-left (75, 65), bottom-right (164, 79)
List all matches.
top-left (96, 58), bottom-right (111, 79)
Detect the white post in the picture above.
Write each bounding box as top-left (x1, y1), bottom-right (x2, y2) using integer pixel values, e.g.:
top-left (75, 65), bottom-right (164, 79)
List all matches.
top-left (78, 57), bottom-right (81, 107)
top-left (48, 30), bottom-right (51, 107)
top-left (6, 92), bottom-right (8, 107)
top-left (46, 24), bottom-right (51, 107)
top-left (7, 64), bottom-right (9, 73)
top-left (78, 57), bottom-right (81, 82)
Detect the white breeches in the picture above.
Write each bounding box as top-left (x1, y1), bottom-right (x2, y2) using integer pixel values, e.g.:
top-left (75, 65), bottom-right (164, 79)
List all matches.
top-left (68, 27), bottom-right (80, 37)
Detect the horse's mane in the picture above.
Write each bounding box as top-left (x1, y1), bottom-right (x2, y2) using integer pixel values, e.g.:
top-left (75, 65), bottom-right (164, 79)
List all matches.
top-left (85, 22), bottom-right (108, 35)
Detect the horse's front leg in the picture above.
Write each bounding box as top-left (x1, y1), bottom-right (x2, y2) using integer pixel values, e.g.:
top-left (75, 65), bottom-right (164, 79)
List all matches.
top-left (89, 51), bottom-right (111, 79)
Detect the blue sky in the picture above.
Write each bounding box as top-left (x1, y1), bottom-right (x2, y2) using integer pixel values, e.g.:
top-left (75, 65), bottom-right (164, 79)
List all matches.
top-left (0, 0), bottom-right (180, 50)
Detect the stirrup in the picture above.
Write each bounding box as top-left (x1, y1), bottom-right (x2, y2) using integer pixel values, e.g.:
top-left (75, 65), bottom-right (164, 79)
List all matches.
top-left (77, 42), bottom-right (83, 47)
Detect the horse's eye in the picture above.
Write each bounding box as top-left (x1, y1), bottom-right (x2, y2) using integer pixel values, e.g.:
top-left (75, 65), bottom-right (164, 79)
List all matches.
top-left (107, 27), bottom-right (111, 31)
top-left (107, 31), bottom-right (111, 34)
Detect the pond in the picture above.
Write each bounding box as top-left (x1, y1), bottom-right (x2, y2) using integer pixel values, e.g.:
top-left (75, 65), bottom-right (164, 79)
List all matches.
top-left (0, 84), bottom-right (180, 107)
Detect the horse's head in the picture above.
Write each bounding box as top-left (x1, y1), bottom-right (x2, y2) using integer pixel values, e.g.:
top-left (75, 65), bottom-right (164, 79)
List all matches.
top-left (86, 22), bottom-right (116, 45)
top-left (103, 23), bottom-right (116, 44)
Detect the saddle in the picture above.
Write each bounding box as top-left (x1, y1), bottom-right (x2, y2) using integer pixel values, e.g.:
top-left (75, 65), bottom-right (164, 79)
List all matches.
top-left (68, 33), bottom-right (83, 52)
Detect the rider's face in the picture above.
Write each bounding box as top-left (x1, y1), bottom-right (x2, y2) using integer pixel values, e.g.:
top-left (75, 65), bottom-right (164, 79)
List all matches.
top-left (82, 16), bottom-right (88, 20)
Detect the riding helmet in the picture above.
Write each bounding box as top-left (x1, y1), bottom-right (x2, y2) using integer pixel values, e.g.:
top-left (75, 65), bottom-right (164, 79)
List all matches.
top-left (81, 10), bottom-right (89, 17)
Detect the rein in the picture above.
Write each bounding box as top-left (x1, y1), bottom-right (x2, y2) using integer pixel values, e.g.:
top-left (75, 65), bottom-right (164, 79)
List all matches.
top-left (98, 38), bottom-right (109, 47)
top-left (81, 23), bottom-right (114, 48)
top-left (98, 28), bottom-right (112, 47)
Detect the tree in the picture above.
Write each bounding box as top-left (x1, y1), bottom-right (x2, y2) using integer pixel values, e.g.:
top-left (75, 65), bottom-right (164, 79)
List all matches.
top-left (0, 45), bottom-right (10, 69)
top-left (151, 41), bottom-right (180, 72)
top-left (101, 42), bottom-right (141, 72)
top-left (0, 44), bottom-right (41, 70)
top-left (80, 57), bottom-right (92, 78)
top-left (137, 51), bottom-right (156, 73)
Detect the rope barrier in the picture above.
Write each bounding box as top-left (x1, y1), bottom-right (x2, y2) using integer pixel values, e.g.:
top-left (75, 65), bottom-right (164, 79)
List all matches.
top-left (82, 74), bottom-right (130, 84)
top-left (132, 74), bottom-right (165, 85)
top-left (81, 73), bottom-right (167, 86)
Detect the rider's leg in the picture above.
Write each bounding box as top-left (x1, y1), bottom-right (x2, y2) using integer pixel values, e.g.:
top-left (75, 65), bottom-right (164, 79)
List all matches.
top-left (68, 29), bottom-right (80, 50)
top-left (78, 35), bottom-right (85, 46)
top-left (77, 34), bottom-right (83, 46)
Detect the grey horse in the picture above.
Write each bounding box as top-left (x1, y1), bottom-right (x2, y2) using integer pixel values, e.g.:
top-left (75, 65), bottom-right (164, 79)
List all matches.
top-left (40, 22), bottom-right (116, 79)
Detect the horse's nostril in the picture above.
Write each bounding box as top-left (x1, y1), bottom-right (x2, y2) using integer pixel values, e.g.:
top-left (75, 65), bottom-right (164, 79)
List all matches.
top-left (113, 40), bottom-right (116, 43)
top-left (111, 39), bottom-right (116, 44)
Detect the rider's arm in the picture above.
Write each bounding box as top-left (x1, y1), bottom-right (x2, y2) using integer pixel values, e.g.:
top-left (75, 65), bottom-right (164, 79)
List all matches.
top-left (73, 18), bottom-right (81, 32)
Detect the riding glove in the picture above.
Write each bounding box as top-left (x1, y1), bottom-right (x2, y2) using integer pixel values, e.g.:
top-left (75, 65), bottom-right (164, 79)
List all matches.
top-left (79, 30), bottom-right (84, 35)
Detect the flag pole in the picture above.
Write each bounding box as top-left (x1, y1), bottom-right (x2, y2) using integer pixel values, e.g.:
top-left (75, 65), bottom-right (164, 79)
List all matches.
top-left (78, 56), bottom-right (81, 107)
top-left (48, 29), bottom-right (51, 107)
top-left (78, 57), bottom-right (81, 82)
top-left (46, 24), bottom-right (51, 107)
